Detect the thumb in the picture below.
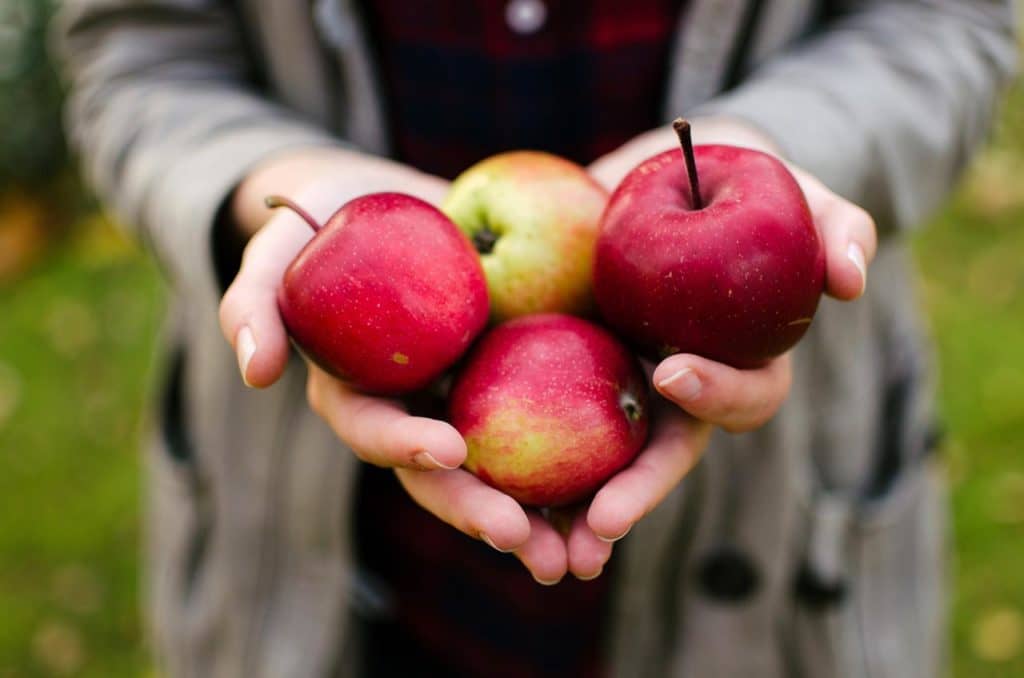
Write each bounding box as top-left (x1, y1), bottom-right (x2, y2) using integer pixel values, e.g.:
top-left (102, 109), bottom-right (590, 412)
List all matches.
top-left (218, 211), bottom-right (314, 387)
top-left (790, 167), bottom-right (877, 301)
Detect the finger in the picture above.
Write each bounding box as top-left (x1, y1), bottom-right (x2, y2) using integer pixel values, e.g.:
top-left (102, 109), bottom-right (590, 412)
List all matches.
top-left (307, 366), bottom-right (467, 470)
top-left (819, 198), bottom-right (877, 300)
top-left (587, 409), bottom-right (710, 542)
top-left (587, 127), bottom-right (678, 191)
top-left (588, 153), bottom-right (630, 192)
top-left (395, 467), bottom-right (531, 553)
top-left (567, 511), bottom-right (613, 581)
top-left (401, 173), bottom-right (452, 207)
top-left (651, 353), bottom-right (792, 433)
top-left (792, 169), bottom-right (878, 301)
top-left (515, 512), bottom-right (570, 586)
top-left (218, 215), bottom-right (312, 387)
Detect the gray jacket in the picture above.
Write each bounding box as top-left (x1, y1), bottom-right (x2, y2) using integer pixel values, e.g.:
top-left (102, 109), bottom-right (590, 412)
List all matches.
top-left (56, 1), bottom-right (1017, 676)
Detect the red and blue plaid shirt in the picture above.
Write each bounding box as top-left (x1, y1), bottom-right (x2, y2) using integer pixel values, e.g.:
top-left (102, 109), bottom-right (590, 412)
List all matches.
top-left (355, 1), bottom-right (686, 675)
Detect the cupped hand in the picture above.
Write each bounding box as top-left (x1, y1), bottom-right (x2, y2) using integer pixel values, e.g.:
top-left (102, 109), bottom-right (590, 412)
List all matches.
top-left (218, 147), bottom-right (558, 581)
top-left (588, 115), bottom-right (876, 421)
top-left (217, 121), bottom-right (879, 586)
top-left (219, 146), bottom-right (452, 388)
top-left (565, 116), bottom-right (879, 579)
top-left (307, 359), bottom-right (592, 584)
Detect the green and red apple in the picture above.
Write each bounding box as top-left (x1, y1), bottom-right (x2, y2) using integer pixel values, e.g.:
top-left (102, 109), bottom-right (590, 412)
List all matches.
top-left (443, 152), bottom-right (608, 322)
top-left (448, 314), bottom-right (649, 507)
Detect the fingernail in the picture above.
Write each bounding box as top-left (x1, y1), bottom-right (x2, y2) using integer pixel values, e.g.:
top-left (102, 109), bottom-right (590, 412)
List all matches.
top-left (533, 574), bottom-right (562, 586)
top-left (657, 368), bottom-right (701, 402)
top-left (413, 451), bottom-right (458, 471)
top-left (480, 532), bottom-right (515, 554)
top-left (576, 568), bottom-right (603, 582)
top-left (597, 525), bottom-right (632, 544)
top-left (236, 326), bottom-right (256, 387)
top-left (847, 242), bottom-right (867, 297)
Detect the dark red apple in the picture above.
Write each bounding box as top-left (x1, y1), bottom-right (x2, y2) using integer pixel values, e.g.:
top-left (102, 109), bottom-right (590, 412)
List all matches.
top-left (593, 120), bottom-right (826, 368)
top-left (271, 192), bottom-right (488, 395)
top-left (449, 314), bottom-right (649, 508)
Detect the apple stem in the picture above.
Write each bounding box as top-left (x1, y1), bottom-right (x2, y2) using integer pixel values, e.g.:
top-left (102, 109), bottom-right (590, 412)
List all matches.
top-left (672, 118), bottom-right (704, 210)
top-left (265, 195), bottom-right (321, 232)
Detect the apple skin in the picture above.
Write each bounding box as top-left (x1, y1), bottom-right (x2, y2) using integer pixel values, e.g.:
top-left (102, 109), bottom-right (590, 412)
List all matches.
top-left (278, 192), bottom-right (489, 395)
top-left (593, 145), bottom-right (826, 368)
top-left (443, 152), bottom-right (608, 322)
top-left (448, 314), bottom-right (649, 508)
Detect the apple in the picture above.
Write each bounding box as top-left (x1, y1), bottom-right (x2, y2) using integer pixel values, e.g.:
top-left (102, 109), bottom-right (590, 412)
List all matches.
top-left (270, 192), bottom-right (488, 395)
top-left (448, 314), bottom-right (649, 508)
top-left (593, 119), bottom-right (826, 368)
top-left (442, 151), bottom-right (608, 322)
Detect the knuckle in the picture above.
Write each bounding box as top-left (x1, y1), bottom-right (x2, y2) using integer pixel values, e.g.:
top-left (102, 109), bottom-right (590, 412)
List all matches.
top-left (855, 203), bottom-right (874, 226)
top-left (857, 208), bottom-right (879, 252)
top-left (346, 395), bottom-right (379, 425)
top-left (820, 191), bottom-right (842, 213)
top-left (240, 228), bottom-right (267, 264)
top-left (218, 287), bottom-right (239, 330)
top-left (850, 203), bottom-right (874, 231)
top-left (728, 391), bottom-right (781, 433)
top-left (448, 496), bottom-right (478, 535)
top-left (721, 386), bottom-right (786, 434)
top-left (812, 192), bottom-right (842, 222)
top-left (349, 445), bottom-right (377, 465)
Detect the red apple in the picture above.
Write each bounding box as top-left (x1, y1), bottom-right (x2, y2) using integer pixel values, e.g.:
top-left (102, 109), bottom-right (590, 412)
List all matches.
top-left (442, 152), bottom-right (608, 322)
top-left (449, 314), bottom-right (649, 508)
top-left (593, 120), bottom-right (825, 368)
top-left (271, 193), bottom-right (488, 395)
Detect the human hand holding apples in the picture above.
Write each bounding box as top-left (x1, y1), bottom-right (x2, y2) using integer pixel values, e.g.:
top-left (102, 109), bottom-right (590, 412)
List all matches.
top-left (219, 148), bottom-right (475, 469)
top-left (218, 147), bottom-right (615, 582)
top-left (536, 117), bottom-right (879, 581)
top-left (589, 116), bottom-right (876, 423)
top-left (218, 119), bottom-right (879, 585)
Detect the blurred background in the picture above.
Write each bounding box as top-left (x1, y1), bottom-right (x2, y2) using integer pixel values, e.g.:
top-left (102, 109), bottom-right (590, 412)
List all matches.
top-left (0, 2), bottom-right (1021, 677)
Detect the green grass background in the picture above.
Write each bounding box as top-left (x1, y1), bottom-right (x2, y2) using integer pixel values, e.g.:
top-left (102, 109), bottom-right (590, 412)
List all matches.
top-left (0, 47), bottom-right (1022, 678)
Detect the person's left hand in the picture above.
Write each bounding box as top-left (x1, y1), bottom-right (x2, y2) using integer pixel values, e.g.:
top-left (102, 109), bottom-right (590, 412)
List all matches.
top-left (541, 116), bottom-right (877, 581)
top-left (516, 353), bottom-right (794, 582)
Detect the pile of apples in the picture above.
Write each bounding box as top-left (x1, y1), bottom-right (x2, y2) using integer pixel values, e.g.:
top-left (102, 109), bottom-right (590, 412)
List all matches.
top-left (272, 120), bottom-right (825, 508)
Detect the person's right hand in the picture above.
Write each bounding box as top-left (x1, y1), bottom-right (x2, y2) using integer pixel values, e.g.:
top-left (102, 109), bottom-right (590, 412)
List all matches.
top-left (218, 146), bottom-right (453, 388)
top-left (218, 147), bottom-right (556, 579)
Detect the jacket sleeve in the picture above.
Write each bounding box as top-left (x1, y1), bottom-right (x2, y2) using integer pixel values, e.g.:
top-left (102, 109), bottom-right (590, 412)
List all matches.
top-left (694, 0), bottom-right (1018, 233)
top-left (55, 0), bottom-right (343, 295)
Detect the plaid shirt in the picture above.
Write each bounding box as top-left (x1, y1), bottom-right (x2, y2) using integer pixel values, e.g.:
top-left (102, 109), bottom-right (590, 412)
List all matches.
top-left (356, 1), bottom-right (686, 675)
top-left (361, 0), bottom-right (687, 179)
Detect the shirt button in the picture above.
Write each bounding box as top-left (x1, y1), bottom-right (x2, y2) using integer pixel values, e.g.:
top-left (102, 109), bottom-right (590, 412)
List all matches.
top-left (505, 0), bottom-right (547, 36)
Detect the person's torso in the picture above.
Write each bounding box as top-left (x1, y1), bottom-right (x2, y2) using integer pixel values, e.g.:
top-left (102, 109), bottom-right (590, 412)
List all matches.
top-left (353, 3), bottom-right (685, 675)
top-left (149, 2), bottom-right (946, 677)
